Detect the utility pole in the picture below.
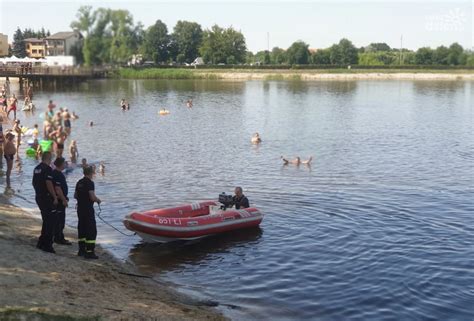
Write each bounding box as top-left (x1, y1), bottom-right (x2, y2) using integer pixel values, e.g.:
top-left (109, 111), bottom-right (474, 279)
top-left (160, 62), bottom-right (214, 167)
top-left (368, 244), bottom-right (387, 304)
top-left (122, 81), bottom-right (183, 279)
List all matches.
top-left (267, 32), bottom-right (270, 52)
top-left (400, 34), bottom-right (403, 65)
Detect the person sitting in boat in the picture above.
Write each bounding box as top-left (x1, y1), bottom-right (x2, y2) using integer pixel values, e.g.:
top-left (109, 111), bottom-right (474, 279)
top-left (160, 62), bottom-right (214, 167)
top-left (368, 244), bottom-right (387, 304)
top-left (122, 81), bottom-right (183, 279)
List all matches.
top-left (232, 187), bottom-right (249, 210)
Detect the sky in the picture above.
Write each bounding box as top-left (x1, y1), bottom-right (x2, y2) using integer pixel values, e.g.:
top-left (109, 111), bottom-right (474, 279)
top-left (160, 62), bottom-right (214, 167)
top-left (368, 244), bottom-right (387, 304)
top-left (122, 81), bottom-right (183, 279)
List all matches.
top-left (0, 0), bottom-right (472, 52)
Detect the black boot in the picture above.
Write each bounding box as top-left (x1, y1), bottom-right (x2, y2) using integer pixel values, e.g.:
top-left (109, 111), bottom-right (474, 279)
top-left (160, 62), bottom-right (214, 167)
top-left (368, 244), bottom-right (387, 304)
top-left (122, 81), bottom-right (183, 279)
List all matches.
top-left (77, 240), bottom-right (86, 257)
top-left (84, 241), bottom-right (98, 259)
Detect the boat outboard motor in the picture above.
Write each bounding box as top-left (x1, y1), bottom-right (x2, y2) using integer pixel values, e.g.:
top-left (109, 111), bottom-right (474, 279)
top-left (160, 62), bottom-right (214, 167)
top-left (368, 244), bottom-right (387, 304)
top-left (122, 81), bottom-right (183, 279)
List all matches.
top-left (218, 192), bottom-right (234, 210)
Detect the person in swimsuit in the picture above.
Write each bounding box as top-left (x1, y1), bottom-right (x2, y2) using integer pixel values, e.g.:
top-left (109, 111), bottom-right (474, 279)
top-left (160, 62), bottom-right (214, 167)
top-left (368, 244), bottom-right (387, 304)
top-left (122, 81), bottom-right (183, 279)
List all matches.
top-left (0, 119), bottom-right (4, 167)
top-left (71, 112), bottom-right (79, 120)
top-left (4, 132), bottom-right (16, 188)
top-left (27, 85), bottom-right (33, 101)
top-left (63, 109), bottom-right (72, 135)
top-left (55, 132), bottom-right (66, 158)
top-left (12, 119), bottom-right (22, 155)
top-left (120, 99), bottom-right (127, 111)
top-left (32, 124), bottom-right (39, 140)
top-left (69, 140), bottom-right (79, 163)
top-left (7, 94), bottom-right (18, 119)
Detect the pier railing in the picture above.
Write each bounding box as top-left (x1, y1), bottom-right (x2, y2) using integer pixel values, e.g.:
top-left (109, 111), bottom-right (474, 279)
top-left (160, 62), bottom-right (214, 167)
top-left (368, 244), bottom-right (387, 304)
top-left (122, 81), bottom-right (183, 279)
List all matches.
top-left (0, 65), bottom-right (109, 78)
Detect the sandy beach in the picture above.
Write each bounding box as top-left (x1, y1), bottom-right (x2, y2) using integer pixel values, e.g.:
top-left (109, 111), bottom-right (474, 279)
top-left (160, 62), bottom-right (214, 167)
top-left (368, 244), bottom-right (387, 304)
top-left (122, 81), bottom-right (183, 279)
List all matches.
top-left (193, 70), bottom-right (474, 81)
top-left (0, 195), bottom-right (226, 321)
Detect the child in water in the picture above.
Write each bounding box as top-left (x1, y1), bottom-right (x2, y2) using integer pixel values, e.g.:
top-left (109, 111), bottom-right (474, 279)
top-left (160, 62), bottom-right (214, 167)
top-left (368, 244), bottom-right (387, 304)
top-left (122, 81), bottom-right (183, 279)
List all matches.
top-left (69, 140), bottom-right (79, 163)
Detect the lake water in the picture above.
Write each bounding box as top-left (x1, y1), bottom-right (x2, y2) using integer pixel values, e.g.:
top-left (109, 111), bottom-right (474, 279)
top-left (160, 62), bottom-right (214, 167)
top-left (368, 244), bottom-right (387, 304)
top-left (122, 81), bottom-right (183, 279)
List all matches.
top-left (4, 79), bottom-right (473, 320)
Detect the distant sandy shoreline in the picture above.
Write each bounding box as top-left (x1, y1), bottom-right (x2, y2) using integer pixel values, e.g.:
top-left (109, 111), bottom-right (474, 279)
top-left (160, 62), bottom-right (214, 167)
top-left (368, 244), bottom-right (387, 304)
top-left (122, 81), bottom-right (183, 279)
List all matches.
top-left (0, 195), bottom-right (226, 321)
top-left (193, 70), bottom-right (474, 81)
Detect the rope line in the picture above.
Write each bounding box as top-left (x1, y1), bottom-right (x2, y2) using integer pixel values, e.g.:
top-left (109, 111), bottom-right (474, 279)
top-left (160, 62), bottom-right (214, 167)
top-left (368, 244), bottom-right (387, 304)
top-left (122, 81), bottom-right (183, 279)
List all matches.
top-left (96, 204), bottom-right (136, 237)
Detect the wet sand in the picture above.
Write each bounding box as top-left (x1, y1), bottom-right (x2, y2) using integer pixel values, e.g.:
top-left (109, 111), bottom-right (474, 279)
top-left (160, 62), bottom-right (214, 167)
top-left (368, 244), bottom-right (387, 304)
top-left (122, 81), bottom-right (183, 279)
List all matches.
top-left (0, 195), bottom-right (226, 321)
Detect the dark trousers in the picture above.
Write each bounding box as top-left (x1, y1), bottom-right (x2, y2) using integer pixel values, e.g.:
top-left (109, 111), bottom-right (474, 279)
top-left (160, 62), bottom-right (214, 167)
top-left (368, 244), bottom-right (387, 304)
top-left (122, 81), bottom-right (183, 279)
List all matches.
top-left (54, 203), bottom-right (66, 242)
top-left (77, 208), bottom-right (97, 252)
top-left (36, 196), bottom-right (56, 249)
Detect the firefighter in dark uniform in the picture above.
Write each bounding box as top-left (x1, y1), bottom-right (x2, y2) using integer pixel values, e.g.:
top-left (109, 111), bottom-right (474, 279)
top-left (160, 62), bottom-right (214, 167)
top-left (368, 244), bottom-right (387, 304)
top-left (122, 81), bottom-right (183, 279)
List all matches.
top-left (232, 186), bottom-right (250, 209)
top-left (74, 166), bottom-right (101, 259)
top-left (51, 157), bottom-right (72, 245)
top-left (32, 151), bottom-right (58, 253)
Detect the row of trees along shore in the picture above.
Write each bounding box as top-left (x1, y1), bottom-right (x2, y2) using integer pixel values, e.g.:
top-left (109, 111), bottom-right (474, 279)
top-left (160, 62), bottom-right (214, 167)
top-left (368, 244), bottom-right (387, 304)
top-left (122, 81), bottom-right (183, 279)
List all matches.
top-left (10, 6), bottom-right (474, 67)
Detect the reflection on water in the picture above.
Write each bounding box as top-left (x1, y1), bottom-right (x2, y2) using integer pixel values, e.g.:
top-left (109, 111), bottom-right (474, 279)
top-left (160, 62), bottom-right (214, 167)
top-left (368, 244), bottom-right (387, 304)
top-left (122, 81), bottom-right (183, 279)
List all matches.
top-left (129, 227), bottom-right (263, 273)
top-left (5, 79), bottom-right (474, 321)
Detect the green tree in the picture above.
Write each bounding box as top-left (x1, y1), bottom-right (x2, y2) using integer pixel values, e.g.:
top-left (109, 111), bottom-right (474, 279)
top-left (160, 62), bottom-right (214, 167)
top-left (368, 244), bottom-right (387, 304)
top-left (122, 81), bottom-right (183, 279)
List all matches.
top-left (286, 41), bottom-right (310, 64)
top-left (366, 42), bottom-right (391, 52)
top-left (466, 52), bottom-right (474, 66)
top-left (415, 47), bottom-right (433, 65)
top-left (255, 50), bottom-right (270, 64)
top-left (143, 20), bottom-right (170, 63)
top-left (447, 43), bottom-right (465, 65)
top-left (270, 47), bottom-right (286, 64)
top-left (71, 5), bottom-right (95, 36)
top-left (432, 46), bottom-right (449, 65)
top-left (109, 9), bottom-right (137, 63)
top-left (245, 51), bottom-right (254, 64)
top-left (171, 21), bottom-right (203, 63)
top-left (12, 27), bottom-right (26, 57)
top-left (199, 25), bottom-right (246, 64)
top-left (311, 49), bottom-right (330, 64)
top-left (329, 38), bottom-right (358, 65)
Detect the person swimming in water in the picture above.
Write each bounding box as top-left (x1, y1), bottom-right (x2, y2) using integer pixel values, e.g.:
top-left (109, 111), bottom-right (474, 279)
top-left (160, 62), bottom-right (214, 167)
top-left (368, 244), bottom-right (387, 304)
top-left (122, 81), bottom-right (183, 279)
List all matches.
top-left (186, 99), bottom-right (193, 108)
top-left (98, 162), bottom-right (105, 175)
top-left (251, 132), bottom-right (262, 144)
top-left (281, 156), bottom-right (312, 165)
top-left (71, 111), bottom-right (79, 120)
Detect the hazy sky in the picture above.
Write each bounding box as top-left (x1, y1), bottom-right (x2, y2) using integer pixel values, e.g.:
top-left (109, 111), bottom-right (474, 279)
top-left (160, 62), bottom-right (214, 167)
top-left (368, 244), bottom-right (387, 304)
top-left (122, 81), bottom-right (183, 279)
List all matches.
top-left (0, 0), bottom-right (472, 52)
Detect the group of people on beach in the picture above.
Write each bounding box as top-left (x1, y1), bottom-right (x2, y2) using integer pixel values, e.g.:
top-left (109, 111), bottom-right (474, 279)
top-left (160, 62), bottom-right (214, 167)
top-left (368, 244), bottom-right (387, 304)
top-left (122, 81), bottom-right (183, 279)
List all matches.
top-left (1, 84), bottom-right (103, 259)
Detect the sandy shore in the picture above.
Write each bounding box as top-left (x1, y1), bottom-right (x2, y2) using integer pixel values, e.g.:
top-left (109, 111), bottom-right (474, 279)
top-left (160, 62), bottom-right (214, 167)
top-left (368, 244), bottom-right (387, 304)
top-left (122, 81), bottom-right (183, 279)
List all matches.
top-left (194, 70), bottom-right (474, 81)
top-left (0, 195), bottom-right (226, 321)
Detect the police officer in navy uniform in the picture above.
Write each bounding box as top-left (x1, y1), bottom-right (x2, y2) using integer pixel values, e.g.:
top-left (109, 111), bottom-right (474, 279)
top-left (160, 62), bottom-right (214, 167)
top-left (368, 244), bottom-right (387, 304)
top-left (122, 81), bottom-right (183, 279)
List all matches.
top-left (51, 157), bottom-right (72, 245)
top-left (32, 151), bottom-right (58, 253)
top-left (232, 186), bottom-right (250, 209)
top-left (74, 166), bottom-right (101, 259)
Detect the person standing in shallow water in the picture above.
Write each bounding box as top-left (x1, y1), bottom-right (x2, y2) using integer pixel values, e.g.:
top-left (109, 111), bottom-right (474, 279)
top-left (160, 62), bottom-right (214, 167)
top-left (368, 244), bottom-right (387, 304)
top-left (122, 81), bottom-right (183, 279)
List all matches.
top-left (75, 166), bottom-right (101, 259)
top-left (4, 132), bottom-right (16, 188)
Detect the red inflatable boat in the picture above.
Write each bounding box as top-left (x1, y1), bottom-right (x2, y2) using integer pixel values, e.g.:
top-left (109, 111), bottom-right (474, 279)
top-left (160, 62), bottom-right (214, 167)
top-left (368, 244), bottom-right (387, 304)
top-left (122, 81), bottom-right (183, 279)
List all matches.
top-left (123, 201), bottom-right (264, 243)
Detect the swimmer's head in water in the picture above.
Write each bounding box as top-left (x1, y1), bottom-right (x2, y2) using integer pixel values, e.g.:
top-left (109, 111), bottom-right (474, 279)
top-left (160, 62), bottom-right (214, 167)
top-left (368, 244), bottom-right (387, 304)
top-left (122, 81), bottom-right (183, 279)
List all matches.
top-left (89, 121), bottom-right (94, 126)
top-left (81, 158), bottom-right (87, 164)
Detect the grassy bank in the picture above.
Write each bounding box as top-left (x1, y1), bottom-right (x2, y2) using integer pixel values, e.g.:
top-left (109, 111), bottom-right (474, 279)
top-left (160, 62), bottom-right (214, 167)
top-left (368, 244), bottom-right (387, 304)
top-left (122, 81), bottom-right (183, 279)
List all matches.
top-left (118, 68), bottom-right (219, 79)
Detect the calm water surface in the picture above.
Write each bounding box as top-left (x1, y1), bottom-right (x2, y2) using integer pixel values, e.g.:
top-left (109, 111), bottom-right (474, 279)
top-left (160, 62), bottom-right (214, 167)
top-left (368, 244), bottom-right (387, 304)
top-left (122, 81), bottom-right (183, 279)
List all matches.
top-left (4, 79), bottom-right (473, 320)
